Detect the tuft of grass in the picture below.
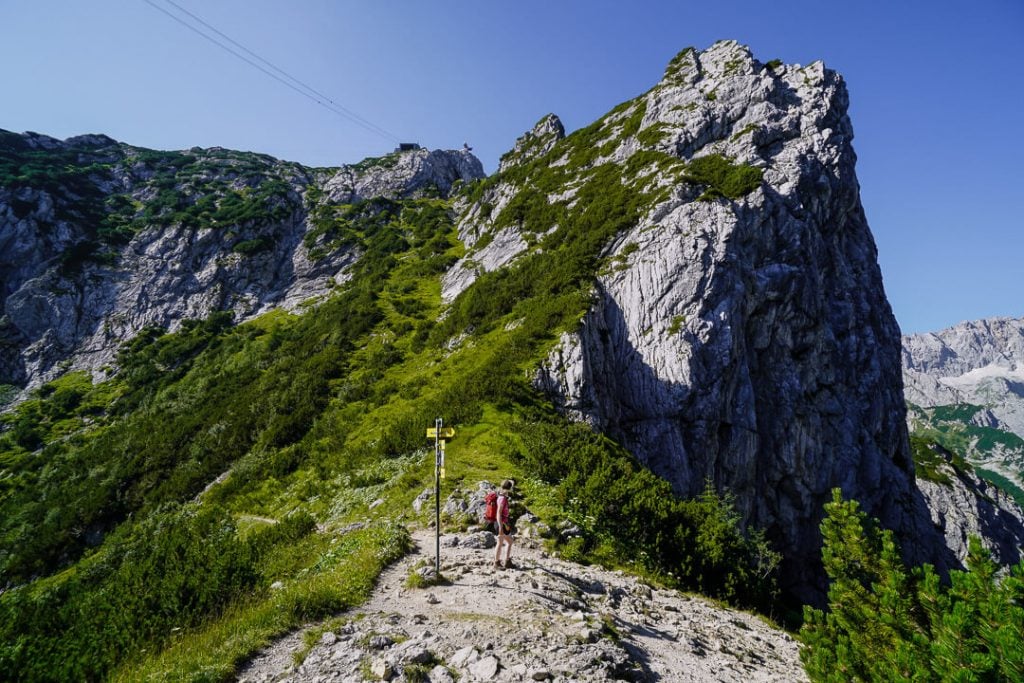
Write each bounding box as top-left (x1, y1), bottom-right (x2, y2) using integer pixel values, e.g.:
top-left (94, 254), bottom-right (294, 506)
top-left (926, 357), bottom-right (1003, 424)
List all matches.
top-left (403, 661), bottom-right (436, 683)
top-left (636, 124), bottom-right (671, 147)
top-left (730, 123), bottom-right (759, 142)
top-left (405, 560), bottom-right (447, 589)
top-left (909, 435), bottom-right (970, 486)
top-left (232, 237), bottom-right (273, 255)
top-left (599, 613), bottom-right (621, 642)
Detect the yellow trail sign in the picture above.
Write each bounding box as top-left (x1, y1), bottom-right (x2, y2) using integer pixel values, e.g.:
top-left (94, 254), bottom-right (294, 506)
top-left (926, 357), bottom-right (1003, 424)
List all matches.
top-left (426, 427), bottom-right (455, 439)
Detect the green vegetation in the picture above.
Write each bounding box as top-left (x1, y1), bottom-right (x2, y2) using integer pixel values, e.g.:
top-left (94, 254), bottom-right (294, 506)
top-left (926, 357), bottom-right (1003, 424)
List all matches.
top-left (909, 402), bottom-right (1024, 501)
top-left (616, 101), bottom-right (647, 139)
top-left (233, 236), bottom-right (273, 255)
top-left (801, 489), bottom-right (1024, 681)
top-left (350, 152), bottom-right (400, 173)
top-left (930, 403), bottom-right (983, 423)
top-left (2, 504), bottom-right (259, 680)
top-left (663, 47), bottom-right (696, 84)
top-left (636, 123), bottom-right (671, 147)
top-left (514, 419), bottom-right (779, 610)
top-left (723, 58), bottom-right (744, 76)
top-left (440, 164), bottom-right (648, 343)
top-left (764, 59), bottom-right (783, 71)
top-left (0, 134), bottom-right (116, 242)
top-left (909, 434), bottom-right (971, 485)
top-left (0, 385), bottom-right (19, 409)
top-left (0, 89), bottom-right (794, 679)
top-left (497, 114), bottom-right (562, 169)
top-left (109, 521), bottom-right (410, 682)
top-left (0, 135), bottom-right (304, 269)
top-left (404, 560), bottom-right (446, 589)
top-left (0, 185), bottom-right (453, 677)
top-left (684, 153), bottom-right (763, 201)
top-left (730, 123), bottom-right (759, 142)
top-left (976, 468), bottom-right (1024, 509)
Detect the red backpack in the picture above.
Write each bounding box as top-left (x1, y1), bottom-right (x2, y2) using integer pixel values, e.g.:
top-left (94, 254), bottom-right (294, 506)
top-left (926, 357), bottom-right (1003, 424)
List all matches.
top-left (483, 491), bottom-right (498, 523)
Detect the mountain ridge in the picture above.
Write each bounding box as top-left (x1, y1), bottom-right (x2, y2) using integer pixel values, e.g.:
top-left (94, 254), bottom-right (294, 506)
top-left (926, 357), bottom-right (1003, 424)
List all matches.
top-left (3, 39), bottom-right (1020, 598)
top-left (2, 40), bottom-right (1023, 680)
top-left (237, 521), bottom-right (806, 683)
top-left (903, 315), bottom-right (1024, 499)
top-left (0, 131), bottom-right (483, 391)
top-left (440, 39), bottom-right (967, 599)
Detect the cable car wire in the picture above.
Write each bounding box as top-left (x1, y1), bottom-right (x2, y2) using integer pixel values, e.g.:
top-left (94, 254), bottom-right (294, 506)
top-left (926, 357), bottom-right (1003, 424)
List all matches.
top-left (142, 0), bottom-right (401, 143)
top-left (160, 0), bottom-right (399, 142)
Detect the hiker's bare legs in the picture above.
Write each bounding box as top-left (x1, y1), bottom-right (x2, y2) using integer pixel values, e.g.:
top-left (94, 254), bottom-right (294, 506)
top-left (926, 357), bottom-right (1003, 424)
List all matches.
top-left (494, 523), bottom-right (514, 568)
top-left (494, 523), bottom-right (507, 567)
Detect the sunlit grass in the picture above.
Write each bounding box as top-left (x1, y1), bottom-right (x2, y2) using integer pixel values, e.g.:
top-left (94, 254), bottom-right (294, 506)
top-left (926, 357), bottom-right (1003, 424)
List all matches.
top-left (112, 522), bottom-right (411, 683)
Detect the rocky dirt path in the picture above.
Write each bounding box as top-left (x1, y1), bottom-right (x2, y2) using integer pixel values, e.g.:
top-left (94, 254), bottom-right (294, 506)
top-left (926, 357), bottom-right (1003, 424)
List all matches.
top-left (237, 524), bottom-right (805, 682)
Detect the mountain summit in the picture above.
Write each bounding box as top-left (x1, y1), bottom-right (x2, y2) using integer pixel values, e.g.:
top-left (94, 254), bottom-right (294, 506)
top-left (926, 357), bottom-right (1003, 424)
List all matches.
top-left (444, 39), bottom-right (999, 598)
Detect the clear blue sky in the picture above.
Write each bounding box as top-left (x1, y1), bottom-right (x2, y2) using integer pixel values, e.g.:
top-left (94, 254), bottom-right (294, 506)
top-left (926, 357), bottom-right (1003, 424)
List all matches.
top-left (2, 1), bottom-right (1021, 335)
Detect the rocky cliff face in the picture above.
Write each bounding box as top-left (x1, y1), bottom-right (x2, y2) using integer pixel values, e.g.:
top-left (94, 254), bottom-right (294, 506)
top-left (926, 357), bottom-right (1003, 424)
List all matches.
top-left (445, 40), bottom-right (971, 599)
top-left (913, 440), bottom-right (1024, 565)
top-left (0, 132), bottom-right (483, 389)
top-left (903, 317), bottom-right (1024, 435)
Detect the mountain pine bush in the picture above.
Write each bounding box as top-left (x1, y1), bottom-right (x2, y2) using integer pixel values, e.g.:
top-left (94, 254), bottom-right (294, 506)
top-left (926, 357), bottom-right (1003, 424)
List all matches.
top-left (800, 489), bottom-right (1024, 681)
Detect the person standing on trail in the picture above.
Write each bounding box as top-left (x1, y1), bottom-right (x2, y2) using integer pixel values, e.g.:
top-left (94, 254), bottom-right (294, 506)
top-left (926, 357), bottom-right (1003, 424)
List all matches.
top-left (494, 479), bottom-right (515, 569)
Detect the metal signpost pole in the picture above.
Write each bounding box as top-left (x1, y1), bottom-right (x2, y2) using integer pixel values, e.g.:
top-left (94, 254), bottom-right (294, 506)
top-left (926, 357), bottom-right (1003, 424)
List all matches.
top-left (434, 417), bottom-right (441, 576)
top-left (426, 420), bottom-right (453, 576)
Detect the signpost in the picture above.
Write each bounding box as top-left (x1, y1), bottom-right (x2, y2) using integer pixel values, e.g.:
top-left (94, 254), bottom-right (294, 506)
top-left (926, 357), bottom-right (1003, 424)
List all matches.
top-left (427, 418), bottom-right (455, 575)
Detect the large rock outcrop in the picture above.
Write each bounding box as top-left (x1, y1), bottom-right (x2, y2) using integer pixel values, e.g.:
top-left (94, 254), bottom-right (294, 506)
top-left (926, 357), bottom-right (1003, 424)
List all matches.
top-left (0, 132), bottom-right (483, 388)
top-left (451, 41), bottom-right (963, 600)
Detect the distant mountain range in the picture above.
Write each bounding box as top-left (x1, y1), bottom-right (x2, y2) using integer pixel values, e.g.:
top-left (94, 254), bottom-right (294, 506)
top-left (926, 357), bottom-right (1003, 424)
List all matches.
top-left (903, 316), bottom-right (1024, 500)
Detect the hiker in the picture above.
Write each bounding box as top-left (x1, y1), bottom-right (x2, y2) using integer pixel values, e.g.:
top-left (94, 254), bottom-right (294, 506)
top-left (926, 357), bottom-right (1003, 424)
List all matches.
top-left (490, 479), bottom-right (515, 569)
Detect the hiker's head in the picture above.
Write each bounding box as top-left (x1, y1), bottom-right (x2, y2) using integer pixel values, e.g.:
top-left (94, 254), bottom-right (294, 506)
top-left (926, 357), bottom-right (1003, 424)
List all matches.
top-left (501, 479), bottom-right (514, 491)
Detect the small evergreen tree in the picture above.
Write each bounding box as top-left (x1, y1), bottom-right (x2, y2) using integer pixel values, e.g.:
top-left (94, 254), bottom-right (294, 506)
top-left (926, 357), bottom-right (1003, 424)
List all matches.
top-left (801, 489), bottom-right (1024, 681)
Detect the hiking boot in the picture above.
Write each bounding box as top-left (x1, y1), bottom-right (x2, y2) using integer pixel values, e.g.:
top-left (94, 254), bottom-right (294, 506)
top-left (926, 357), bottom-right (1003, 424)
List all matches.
top-left (504, 559), bottom-right (516, 570)
top-left (493, 561), bottom-right (504, 570)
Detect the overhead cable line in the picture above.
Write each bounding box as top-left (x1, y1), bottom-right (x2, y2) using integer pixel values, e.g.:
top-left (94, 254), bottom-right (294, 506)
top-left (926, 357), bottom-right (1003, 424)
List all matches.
top-left (142, 0), bottom-right (401, 143)
top-left (159, 0), bottom-right (400, 142)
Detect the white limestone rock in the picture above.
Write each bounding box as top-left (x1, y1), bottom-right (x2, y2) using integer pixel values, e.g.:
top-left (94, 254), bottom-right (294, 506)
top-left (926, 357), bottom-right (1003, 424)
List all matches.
top-left (915, 454), bottom-right (1024, 564)
top-left (519, 40), bottom-right (945, 600)
top-left (498, 114), bottom-right (565, 174)
top-left (0, 135), bottom-right (484, 391)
